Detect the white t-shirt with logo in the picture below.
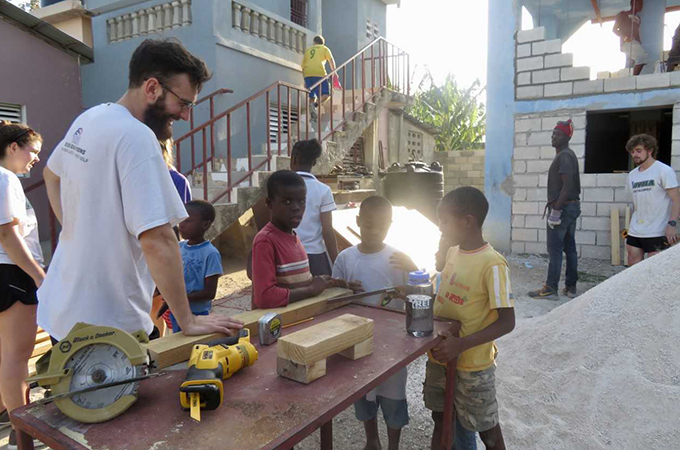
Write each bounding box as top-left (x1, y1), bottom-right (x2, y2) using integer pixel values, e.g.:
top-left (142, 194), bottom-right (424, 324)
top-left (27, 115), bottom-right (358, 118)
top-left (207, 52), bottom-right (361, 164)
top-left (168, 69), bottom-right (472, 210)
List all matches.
top-left (0, 166), bottom-right (44, 266)
top-left (626, 160), bottom-right (679, 238)
top-left (38, 103), bottom-right (188, 340)
top-left (296, 171), bottom-right (337, 255)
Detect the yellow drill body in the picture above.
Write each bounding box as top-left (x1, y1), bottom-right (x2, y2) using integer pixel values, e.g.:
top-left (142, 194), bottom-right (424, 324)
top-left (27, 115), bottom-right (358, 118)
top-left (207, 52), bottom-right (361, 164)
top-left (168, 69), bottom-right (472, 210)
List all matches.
top-left (179, 329), bottom-right (258, 421)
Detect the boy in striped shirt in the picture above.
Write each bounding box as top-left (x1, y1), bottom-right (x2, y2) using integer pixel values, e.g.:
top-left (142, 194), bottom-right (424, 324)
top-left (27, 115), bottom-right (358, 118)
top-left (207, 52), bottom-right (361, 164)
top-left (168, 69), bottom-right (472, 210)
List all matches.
top-left (252, 170), bottom-right (334, 308)
top-left (425, 187), bottom-right (515, 450)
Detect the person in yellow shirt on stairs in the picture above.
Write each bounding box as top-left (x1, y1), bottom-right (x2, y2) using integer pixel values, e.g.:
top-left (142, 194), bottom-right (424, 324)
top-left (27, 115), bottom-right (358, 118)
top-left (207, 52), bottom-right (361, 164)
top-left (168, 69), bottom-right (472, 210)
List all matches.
top-left (302, 35), bottom-right (336, 121)
top-left (425, 187), bottom-right (516, 450)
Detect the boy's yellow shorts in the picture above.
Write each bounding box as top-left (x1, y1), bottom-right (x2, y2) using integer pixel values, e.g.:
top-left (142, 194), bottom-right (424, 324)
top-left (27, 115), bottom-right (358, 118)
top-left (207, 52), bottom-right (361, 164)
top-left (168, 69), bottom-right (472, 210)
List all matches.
top-left (423, 360), bottom-right (499, 432)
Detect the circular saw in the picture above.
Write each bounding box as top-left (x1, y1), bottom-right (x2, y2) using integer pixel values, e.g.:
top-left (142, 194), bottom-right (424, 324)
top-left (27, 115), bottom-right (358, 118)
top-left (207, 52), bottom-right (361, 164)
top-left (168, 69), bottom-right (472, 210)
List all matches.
top-left (28, 323), bottom-right (153, 423)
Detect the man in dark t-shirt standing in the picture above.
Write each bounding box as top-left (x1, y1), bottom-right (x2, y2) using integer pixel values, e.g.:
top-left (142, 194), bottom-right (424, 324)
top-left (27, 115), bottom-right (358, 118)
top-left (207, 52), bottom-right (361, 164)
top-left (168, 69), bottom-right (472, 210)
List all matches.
top-left (529, 120), bottom-right (581, 299)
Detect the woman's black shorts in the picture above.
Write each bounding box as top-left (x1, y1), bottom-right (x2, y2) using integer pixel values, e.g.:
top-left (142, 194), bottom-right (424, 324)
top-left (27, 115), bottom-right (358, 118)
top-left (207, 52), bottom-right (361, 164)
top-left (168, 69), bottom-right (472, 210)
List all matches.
top-left (0, 264), bottom-right (38, 313)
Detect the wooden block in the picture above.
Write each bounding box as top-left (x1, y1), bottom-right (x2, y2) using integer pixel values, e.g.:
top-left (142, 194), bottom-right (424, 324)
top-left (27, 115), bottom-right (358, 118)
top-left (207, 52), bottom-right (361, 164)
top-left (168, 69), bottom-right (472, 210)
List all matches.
top-left (338, 336), bottom-right (373, 360)
top-left (146, 287), bottom-right (352, 369)
top-left (35, 331), bottom-right (50, 344)
top-left (277, 314), bottom-right (374, 365)
top-left (276, 357), bottom-right (326, 384)
top-left (624, 206), bottom-right (631, 266)
top-left (31, 339), bottom-right (52, 358)
top-left (611, 208), bottom-right (621, 266)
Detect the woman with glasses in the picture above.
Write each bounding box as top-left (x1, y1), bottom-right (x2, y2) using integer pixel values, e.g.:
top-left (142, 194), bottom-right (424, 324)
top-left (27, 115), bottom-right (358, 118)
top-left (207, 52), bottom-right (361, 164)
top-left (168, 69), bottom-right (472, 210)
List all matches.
top-left (0, 121), bottom-right (44, 449)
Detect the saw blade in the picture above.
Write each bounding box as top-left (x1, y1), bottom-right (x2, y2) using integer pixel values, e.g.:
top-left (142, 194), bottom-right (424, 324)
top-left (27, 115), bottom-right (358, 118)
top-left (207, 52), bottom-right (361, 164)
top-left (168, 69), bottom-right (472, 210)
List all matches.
top-left (190, 393), bottom-right (201, 422)
top-left (62, 343), bottom-right (144, 410)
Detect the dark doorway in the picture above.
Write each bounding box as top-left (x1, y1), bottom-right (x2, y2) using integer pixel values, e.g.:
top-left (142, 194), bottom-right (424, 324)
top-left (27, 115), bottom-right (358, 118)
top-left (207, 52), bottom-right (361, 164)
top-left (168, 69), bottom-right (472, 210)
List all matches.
top-left (585, 107), bottom-right (672, 174)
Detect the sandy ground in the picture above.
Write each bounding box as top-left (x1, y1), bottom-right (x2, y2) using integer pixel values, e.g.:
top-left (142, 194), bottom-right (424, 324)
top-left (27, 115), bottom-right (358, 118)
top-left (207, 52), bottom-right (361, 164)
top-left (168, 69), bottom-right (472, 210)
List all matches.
top-left (0, 253), bottom-right (625, 449)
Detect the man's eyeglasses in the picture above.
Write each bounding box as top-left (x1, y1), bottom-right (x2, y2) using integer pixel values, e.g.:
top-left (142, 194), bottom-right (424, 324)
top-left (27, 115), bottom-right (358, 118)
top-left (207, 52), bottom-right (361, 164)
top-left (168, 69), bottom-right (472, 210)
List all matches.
top-left (159, 83), bottom-right (197, 110)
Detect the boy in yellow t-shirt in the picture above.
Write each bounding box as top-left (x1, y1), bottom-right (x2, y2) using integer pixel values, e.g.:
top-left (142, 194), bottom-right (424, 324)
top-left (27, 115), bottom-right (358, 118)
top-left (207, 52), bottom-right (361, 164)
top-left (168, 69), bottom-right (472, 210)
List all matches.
top-left (425, 187), bottom-right (515, 450)
top-left (302, 35), bottom-right (336, 119)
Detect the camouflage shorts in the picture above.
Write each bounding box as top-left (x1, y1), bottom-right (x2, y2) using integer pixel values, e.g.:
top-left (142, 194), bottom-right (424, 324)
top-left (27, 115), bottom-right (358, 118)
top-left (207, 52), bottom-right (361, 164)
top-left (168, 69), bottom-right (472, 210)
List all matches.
top-left (423, 361), bottom-right (498, 432)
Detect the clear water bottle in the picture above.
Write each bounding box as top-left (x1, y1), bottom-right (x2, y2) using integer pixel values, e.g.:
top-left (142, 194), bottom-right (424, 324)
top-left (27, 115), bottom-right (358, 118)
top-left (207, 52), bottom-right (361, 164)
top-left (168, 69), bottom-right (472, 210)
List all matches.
top-left (405, 270), bottom-right (434, 337)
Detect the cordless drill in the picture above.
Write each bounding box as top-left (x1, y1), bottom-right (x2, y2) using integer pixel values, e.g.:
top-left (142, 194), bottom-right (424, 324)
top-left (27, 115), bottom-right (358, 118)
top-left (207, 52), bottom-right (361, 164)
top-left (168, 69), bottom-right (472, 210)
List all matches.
top-left (179, 329), bottom-right (258, 421)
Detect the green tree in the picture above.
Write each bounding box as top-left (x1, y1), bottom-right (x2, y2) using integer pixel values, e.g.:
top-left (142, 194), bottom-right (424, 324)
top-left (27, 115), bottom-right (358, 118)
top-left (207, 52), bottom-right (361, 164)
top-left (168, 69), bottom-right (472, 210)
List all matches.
top-left (407, 71), bottom-right (486, 151)
top-left (18, 0), bottom-right (40, 12)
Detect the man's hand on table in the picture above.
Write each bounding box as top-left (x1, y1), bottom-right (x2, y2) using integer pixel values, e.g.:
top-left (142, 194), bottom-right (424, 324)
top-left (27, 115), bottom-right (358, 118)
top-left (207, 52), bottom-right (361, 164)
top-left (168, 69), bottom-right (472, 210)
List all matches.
top-left (181, 314), bottom-right (244, 336)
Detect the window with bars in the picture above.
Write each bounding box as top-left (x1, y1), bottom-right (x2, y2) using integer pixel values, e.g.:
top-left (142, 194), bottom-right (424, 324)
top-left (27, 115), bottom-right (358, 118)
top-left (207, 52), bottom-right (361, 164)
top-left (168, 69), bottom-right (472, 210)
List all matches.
top-left (269, 105), bottom-right (299, 144)
top-left (291, 0), bottom-right (307, 28)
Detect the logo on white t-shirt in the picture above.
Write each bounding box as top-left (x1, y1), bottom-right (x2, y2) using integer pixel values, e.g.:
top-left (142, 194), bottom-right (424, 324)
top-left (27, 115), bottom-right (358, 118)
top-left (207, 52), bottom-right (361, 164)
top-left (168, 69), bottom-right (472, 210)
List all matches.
top-left (73, 128), bottom-right (84, 145)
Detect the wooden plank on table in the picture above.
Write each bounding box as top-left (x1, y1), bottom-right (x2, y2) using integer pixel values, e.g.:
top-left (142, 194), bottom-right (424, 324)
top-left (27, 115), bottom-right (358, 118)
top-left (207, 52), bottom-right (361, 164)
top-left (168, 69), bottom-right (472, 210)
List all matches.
top-left (277, 314), bottom-right (374, 365)
top-left (624, 206), bottom-right (631, 266)
top-left (276, 357), bottom-right (327, 384)
top-left (611, 208), bottom-right (621, 266)
top-left (339, 336), bottom-right (373, 360)
top-left (31, 340), bottom-right (52, 358)
top-left (146, 287), bottom-right (352, 369)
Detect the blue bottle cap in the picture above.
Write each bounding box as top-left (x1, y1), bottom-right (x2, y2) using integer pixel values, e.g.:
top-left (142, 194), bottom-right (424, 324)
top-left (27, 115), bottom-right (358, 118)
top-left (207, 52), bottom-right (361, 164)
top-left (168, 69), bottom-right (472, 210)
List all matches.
top-left (408, 270), bottom-right (430, 284)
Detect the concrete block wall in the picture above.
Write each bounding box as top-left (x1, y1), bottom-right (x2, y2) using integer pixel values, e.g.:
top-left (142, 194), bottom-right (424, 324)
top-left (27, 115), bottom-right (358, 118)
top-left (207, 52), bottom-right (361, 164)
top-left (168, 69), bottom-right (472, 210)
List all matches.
top-left (434, 150), bottom-right (486, 194)
top-left (515, 27), bottom-right (680, 100)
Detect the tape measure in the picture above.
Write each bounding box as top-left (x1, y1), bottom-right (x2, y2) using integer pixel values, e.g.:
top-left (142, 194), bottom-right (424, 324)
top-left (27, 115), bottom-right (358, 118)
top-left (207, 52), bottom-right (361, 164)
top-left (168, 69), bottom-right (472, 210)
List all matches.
top-left (258, 313), bottom-right (281, 345)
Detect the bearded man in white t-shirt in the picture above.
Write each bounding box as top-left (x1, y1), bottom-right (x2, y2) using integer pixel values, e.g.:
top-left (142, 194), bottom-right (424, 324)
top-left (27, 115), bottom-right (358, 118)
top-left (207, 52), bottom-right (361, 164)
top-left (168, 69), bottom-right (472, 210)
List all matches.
top-left (624, 134), bottom-right (680, 266)
top-left (39, 39), bottom-right (243, 340)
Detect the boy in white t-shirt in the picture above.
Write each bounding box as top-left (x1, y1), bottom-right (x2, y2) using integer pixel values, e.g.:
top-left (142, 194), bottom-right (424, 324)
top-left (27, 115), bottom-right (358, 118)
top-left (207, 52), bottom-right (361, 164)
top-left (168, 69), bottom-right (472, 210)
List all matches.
top-left (332, 196), bottom-right (418, 450)
top-left (290, 139), bottom-right (338, 276)
top-left (624, 134), bottom-right (680, 265)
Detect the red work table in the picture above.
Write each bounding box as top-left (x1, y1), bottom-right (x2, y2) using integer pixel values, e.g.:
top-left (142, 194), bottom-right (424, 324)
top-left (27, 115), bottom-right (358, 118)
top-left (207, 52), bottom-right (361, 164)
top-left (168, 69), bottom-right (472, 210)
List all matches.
top-left (11, 304), bottom-right (460, 450)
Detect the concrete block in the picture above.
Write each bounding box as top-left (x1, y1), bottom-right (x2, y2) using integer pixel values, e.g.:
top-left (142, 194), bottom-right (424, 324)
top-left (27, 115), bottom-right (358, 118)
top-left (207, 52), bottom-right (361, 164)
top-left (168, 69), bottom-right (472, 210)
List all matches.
top-left (573, 79), bottom-right (603, 95)
top-left (541, 117), bottom-right (570, 130)
top-left (604, 76), bottom-right (636, 92)
top-left (571, 144), bottom-right (585, 158)
top-left (513, 188), bottom-right (527, 201)
top-left (515, 133), bottom-right (528, 146)
top-left (561, 67), bottom-right (590, 81)
top-left (526, 188), bottom-right (547, 201)
top-left (516, 43), bottom-right (532, 58)
top-left (515, 118), bottom-right (542, 133)
top-left (581, 244), bottom-right (611, 260)
top-left (577, 157), bottom-right (585, 173)
top-left (513, 201), bottom-right (540, 215)
top-left (538, 229), bottom-right (547, 243)
top-left (571, 129), bottom-right (585, 144)
top-left (614, 187), bottom-right (631, 202)
top-left (471, 163), bottom-right (485, 171)
top-left (514, 146), bottom-right (540, 160)
top-left (468, 171), bottom-right (482, 177)
top-left (532, 68), bottom-right (560, 84)
top-left (635, 73), bottom-right (670, 90)
top-left (468, 156), bottom-right (485, 164)
top-left (597, 71), bottom-right (611, 79)
top-left (517, 86), bottom-right (544, 99)
top-left (581, 174), bottom-right (597, 187)
top-left (580, 202), bottom-right (597, 216)
top-left (517, 27), bottom-right (546, 44)
top-left (596, 231), bottom-right (611, 247)
top-left (539, 174), bottom-right (548, 187)
top-left (671, 71), bottom-right (680, 87)
top-left (672, 156), bottom-right (680, 170)
top-left (596, 173), bottom-right (628, 187)
top-left (572, 115), bottom-right (587, 129)
top-left (674, 125), bottom-right (680, 139)
top-left (544, 82), bottom-right (573, 97)
top-left (674, 109), bottom-right (680, 125)
top-left (575, 231), bottom-right (596, 245)
top-left (583, 187), bottom-right (614, 202)
top-left (528, 131), bottom-right (553, 146)
top-left (527, 159), bottom-right (552, 173)
top-left (532, 39), bottom-right (562, 55)
top-left (517, 72), bottom-right (532, 86)
top-left (672, 141), bottom-right (680, 156)
top-left (513, 160), bottom-right (527, 173)
top-left (512, 228), bottom-right (538, 242)
top-left (544, 53), bottom-right (573, 68)
top-left (512, 215), bottom-right (525, 228)
top-left (596, 203), bottom-right (626, 217)
top-left (525, 215), bottom-right (545, 229)
top-left (525, 242), bottom-right (547, 255)
top-left (581, 217), bottom-right (610, 231)
top-left (540, 146), bottom-right (555, 159)
top-left (517, 56), bottom-right (544, 73)
top-left (511, 241), bottom-right (526, 254)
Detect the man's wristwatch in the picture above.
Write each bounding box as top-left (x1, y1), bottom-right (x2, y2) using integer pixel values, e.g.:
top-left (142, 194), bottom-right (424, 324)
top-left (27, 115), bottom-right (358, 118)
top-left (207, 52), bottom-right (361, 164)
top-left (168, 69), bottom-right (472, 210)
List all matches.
top-left (669, 220), bottom-right (678, 227)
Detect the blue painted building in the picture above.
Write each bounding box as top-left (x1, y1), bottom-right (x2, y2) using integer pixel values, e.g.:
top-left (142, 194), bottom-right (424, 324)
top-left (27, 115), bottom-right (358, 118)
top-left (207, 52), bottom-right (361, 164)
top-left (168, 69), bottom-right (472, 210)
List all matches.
top-left (486, 0), bottom-right (680, 260)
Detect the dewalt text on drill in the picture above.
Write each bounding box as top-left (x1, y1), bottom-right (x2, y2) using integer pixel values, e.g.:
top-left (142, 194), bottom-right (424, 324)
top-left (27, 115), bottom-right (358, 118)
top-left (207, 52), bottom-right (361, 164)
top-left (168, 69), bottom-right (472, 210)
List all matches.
top-left (179, 329), bottom-right (258, 421)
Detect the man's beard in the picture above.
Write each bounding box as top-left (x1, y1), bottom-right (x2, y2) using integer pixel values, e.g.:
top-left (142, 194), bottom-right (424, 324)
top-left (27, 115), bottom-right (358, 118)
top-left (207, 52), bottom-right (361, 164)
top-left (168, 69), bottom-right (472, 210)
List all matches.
top-left (143, 94), bottom-right (174, 141)
top-left (634, 154), bottom-right (648, 166)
